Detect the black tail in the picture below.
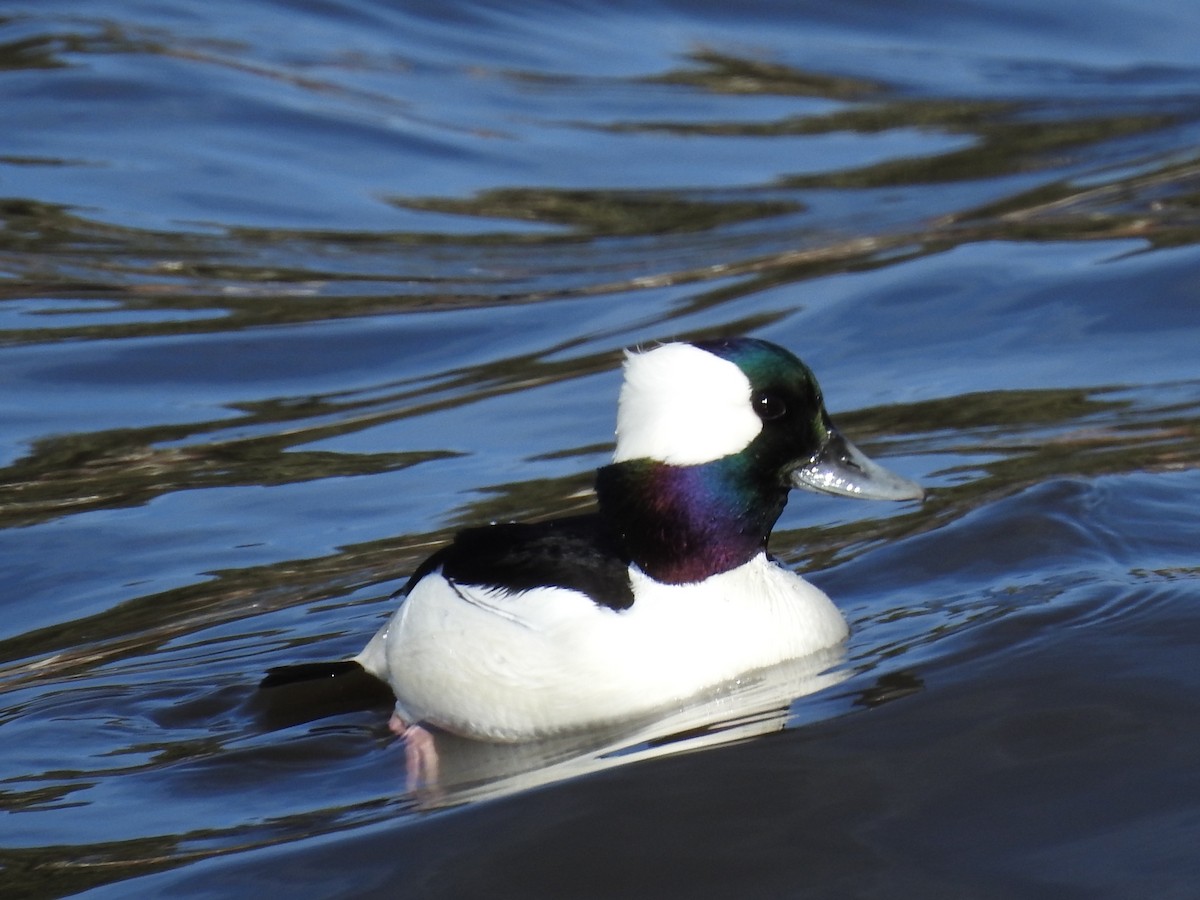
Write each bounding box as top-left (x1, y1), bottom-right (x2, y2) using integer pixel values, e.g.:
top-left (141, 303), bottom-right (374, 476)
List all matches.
top-left (259, 660), bottom-right (365, 689)
top-left (253, 660), bottom-right (394, 730)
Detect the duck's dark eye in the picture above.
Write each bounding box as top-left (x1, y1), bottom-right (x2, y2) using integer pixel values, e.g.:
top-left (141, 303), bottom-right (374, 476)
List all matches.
top-left (752, 390), bottom-right (787, 421)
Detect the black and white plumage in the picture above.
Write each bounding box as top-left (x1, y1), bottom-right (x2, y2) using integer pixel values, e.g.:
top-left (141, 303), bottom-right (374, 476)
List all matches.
top-left (263, 338), bottom-right (923, 743)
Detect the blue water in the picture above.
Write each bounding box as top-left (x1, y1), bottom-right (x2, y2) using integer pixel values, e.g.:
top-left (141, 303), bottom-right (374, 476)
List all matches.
top-left (3, 0), bottom-right (1200, 896)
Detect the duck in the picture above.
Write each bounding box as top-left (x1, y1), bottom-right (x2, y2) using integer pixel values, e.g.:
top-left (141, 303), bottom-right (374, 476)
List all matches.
top-left (262, 337), bottom-right (923, 761)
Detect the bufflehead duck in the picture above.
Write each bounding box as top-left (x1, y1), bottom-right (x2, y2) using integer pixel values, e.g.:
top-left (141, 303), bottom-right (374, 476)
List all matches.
top-left (263, 338), bottom-right (922, 755)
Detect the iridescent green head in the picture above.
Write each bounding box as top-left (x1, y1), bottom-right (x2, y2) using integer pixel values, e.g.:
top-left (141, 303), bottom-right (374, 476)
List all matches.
top-left (598, 337), bottom-right (922, 583)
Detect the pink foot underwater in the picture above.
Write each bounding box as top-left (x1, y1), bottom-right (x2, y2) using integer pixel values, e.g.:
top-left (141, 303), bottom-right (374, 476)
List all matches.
top-left (389, 712), bottom-right (440, 792)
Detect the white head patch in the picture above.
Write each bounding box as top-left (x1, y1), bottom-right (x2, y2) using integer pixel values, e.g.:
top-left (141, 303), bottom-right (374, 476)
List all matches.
top-left (613, 343), bottom-right (763, 465)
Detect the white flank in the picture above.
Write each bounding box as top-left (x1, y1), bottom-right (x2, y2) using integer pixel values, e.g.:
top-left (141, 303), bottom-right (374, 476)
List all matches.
top-left (613, 343), bottom-right (763, 465)
top-left (355, 555), bottom-right (849, 742)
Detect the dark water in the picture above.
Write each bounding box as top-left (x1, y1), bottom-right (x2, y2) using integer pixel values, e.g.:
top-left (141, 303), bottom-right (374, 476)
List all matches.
top-left (3, 0), bottom-right (1200, 896)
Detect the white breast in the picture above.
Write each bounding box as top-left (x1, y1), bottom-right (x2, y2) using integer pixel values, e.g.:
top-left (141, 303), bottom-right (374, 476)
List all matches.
top-left (355, 553), bottom-right (848, 741)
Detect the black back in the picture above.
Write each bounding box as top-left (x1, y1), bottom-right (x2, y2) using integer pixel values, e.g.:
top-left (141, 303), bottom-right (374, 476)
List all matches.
top-left (401, 513), bottom-right (635, 611)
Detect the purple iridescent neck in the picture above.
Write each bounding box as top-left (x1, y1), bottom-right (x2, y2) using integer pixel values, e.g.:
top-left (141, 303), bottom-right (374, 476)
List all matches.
top-left (594, 457), bottom-right (788, 585)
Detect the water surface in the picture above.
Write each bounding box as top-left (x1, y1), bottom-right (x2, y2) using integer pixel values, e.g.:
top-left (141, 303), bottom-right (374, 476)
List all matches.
top-left (2, 0), bottom-right (1200, 896)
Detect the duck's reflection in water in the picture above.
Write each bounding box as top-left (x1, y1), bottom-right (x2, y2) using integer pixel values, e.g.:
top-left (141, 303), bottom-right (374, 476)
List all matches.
top-left (403, 646), bottom-right (846, 809)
